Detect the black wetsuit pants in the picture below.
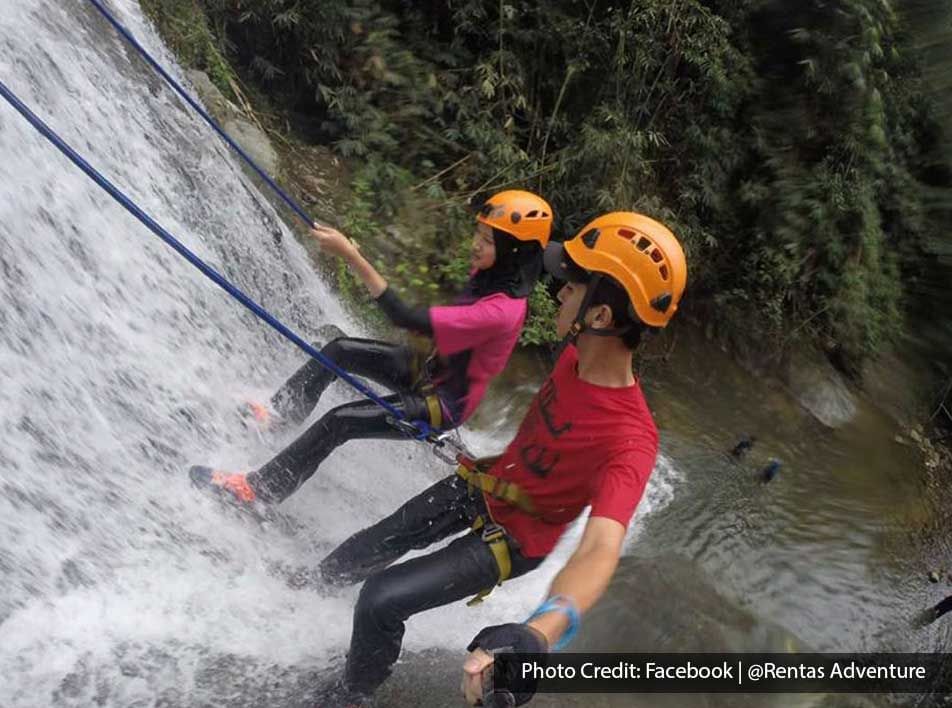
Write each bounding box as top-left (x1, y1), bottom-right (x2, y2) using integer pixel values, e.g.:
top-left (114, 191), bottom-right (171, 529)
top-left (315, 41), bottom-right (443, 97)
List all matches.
top-left (247, 337), bottom-right (435, 503)
top-left (318, 474), bottom-right (545, 697)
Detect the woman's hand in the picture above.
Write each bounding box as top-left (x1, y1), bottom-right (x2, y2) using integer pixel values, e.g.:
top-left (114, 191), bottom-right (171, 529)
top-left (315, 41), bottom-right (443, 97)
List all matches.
top-left (311, 224), bottom-right (358, 259)
top-left (311, 223), bottom-right (388, 297)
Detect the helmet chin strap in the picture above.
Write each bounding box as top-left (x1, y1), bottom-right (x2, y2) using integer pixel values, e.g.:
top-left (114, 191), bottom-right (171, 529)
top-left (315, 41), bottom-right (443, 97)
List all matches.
top-left (553, 274), bottom-right (632, 358)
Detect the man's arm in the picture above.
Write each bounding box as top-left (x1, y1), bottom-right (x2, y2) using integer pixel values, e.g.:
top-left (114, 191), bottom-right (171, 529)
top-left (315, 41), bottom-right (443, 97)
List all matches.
top-left (461, 516), bottom-right (626, 704)
top-left (525, 515), bottom-right (625, 642)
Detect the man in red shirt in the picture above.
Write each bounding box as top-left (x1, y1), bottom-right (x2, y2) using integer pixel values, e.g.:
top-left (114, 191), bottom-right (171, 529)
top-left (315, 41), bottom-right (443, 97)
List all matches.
top-left (315, 212), bottom-right (687, 707)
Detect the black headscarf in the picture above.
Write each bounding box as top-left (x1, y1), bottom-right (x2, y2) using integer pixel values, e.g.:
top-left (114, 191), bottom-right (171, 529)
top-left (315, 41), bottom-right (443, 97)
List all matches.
top-left (467, 229), bottom-right (543, 299)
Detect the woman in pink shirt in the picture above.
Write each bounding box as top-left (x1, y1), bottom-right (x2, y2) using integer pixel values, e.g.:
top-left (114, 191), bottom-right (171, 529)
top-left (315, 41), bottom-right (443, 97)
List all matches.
top-left (190, 190), bottom-right (552, 505)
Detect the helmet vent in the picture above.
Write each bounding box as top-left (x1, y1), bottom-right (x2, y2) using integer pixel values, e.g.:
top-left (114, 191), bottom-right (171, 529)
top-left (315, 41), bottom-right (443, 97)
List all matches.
top-left (618, 228), bottom-right (636, 240)
top-left (651, 293), bottom-right (673, 313)
top-left (636, 237), bottom-right (652, 252)
top-left (526, 210), bottom-right (538, 218)
top-left (659, 264), bottom-right (669, 281)
top-left (650, 249), bottom-right (663, 263)
top-left (581, 228), bottom-right (600, 248)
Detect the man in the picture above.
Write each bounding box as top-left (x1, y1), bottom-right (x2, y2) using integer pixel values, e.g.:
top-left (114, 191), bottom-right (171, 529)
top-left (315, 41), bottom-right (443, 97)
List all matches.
top-left (315, 212), bottom-right (687, 707)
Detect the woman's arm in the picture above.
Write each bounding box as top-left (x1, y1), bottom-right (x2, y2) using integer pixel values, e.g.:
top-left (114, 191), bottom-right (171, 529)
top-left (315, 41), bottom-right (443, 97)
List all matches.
top-left (311, 224), bottom-right (387, 297)
top-left (376, 288), bottom-right (433, 334)
top-left (311, 225), bottom-right (432, 334)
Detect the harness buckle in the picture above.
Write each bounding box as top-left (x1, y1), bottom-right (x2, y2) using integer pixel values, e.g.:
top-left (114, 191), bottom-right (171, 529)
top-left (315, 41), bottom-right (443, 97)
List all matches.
top-left (480, 521), bottom-right (506, 542)
top-left (431, 431), bottom-right (474, 465)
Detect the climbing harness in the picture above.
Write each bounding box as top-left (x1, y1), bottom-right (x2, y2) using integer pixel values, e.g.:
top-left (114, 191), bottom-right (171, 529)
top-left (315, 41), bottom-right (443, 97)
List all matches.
top-left (0, 77), bottom-right (440, 445)
top-left (455, 455), bottom-right (539, 605)
top-left (466, 514), bottom-right (512, 606)
top-left (456, 457), bottom-right (538, 516)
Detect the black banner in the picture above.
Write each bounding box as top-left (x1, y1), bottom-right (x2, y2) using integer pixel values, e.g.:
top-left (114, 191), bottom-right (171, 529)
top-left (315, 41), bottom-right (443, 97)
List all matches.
top-left (490, 653), bottom-right (952, 694)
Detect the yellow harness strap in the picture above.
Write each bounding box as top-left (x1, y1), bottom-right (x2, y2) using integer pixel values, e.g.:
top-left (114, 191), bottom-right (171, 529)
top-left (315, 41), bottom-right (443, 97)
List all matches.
top-left (410, 349), bottom-right (443, 430)
top-left (423, 393), bottom-right (443, 429)
top-left (466, 515), bottom-right (512, 606)
top-left (457, 458), bottom-right (538, 605)
top-left (456, 462), bottom-right (538, 517)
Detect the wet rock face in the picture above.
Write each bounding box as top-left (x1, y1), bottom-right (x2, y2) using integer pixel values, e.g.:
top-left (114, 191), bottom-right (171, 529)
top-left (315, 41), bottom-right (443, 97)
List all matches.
top-left (221, 118), bottom-right (279, 176)
top-left (185, 70), bottom-right (279, 176)
top-left (185, 70), bottom-right (233, 119)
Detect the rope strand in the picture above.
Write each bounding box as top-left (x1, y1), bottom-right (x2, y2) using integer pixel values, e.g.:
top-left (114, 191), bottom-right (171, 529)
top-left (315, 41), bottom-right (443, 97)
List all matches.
top-left (86, 0), bottom-right (314, 227)
top-left (0, 78), bottom-right (434, 441)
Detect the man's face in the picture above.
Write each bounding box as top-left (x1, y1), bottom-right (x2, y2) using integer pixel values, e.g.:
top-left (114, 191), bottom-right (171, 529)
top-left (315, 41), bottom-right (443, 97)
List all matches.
top-left (555, 281), bottom-right (588, 338)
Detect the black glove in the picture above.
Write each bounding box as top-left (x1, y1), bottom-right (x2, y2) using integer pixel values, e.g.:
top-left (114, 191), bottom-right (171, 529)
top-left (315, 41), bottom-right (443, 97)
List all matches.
top-left (468, 623), bottom-right (548, 707)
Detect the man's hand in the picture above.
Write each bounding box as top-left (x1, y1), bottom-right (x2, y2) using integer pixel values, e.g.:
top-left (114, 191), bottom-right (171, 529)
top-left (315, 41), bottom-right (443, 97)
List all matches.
top-left (462, 623), bottom-right (548, 706)
top-left (461, 647), bottom-right (494, 705)
top-left (311, 224), bottom-right (358, 259)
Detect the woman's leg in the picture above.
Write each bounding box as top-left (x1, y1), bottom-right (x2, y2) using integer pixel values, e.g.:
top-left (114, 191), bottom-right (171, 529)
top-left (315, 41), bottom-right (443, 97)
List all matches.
top-left (269, 337), bottom-right (417, 426)
top-left (247, 392), bottom-right (430, 503)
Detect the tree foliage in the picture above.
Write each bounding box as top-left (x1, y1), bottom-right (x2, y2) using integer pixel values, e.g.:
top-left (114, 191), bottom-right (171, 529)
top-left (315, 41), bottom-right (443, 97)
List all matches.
top-left (197, 0), bottom-right (945, 368)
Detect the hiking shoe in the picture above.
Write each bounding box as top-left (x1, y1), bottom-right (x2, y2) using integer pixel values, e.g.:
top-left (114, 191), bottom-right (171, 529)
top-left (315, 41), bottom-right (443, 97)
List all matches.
top-left (189, 465), bottom-right (257, 505)
top-left (238, 400), bottom-right (278, 431)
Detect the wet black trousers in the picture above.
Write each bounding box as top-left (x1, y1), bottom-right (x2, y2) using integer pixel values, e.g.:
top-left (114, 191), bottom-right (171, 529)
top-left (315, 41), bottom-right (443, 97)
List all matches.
top-left (319, 474), bottom-right (544, 697)
top-left (247, 337), bottom-right (433, 503)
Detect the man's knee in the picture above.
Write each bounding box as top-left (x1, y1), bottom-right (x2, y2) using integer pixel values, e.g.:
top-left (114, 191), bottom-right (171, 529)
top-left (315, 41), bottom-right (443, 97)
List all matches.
top-left (355, 572), bottom-right (408, 628)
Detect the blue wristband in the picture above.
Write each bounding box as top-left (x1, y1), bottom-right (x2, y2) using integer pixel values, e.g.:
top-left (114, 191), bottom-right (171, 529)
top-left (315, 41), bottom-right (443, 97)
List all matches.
top-left (525, 594), bottom-right (580, 650)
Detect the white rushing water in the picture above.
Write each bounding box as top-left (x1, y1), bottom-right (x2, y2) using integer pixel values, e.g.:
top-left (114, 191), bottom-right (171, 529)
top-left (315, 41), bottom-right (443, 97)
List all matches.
top-left (0, 2), bottom-right (682, 706)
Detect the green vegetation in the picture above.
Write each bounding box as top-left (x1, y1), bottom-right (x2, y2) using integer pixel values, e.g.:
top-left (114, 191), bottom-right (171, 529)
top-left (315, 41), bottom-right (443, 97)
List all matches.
top-left (139, 0), bottom-right (237, 98)
top-left (148, 0), bottom-right (950, 370)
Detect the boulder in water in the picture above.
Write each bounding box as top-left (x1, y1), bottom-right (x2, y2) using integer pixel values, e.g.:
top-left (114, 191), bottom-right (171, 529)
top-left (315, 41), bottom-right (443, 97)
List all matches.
top-left (786, 352), bottom-right (857, 428)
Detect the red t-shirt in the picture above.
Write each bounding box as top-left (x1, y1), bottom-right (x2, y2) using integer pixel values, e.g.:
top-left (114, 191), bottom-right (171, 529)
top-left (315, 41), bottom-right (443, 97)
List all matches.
top-left (484, 346), bottom-right (659, 558)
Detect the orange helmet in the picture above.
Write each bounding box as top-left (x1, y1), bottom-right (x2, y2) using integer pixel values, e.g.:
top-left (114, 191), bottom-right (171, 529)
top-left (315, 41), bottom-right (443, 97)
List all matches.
top-left (545, 212), bottom-right (687, 328)
top-left (476, 189), bottom-right (553, 247)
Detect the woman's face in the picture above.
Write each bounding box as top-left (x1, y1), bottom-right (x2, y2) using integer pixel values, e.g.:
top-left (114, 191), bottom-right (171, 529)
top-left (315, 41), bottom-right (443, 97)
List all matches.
top-left (471, 223), bottom-right (497, 271)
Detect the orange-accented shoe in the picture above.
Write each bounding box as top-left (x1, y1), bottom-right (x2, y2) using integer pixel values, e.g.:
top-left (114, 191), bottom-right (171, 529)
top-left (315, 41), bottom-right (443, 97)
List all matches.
top-left (189, 465), bottom-right (257, 505)
top-left (238, 400), bottom-right (277, 430)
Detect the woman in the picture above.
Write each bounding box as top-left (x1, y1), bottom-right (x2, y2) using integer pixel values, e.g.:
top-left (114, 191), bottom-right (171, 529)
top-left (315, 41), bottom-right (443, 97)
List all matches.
top-left (190, 189), bottom-right (552, 506)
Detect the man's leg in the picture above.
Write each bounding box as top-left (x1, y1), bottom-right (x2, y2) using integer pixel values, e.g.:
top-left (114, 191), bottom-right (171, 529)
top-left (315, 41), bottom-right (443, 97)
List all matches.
top-left (247, 393), bottom-right (429, 503)
top-left (342, 532), bottom-right (543, 697)
top-left (319, 474), bottom-right (481, 586)
top-left (269, 337), bottom-right (416, 426)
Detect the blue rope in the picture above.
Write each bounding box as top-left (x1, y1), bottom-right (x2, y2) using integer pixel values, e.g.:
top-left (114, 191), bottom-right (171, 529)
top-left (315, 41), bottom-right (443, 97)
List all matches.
top-left (86, 0), bottom-right (315, 227)
top-left (0, 78), bottom-right (433, 441)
